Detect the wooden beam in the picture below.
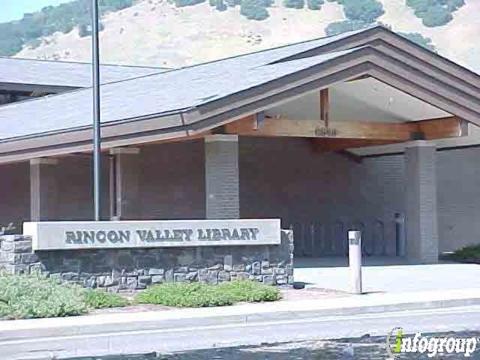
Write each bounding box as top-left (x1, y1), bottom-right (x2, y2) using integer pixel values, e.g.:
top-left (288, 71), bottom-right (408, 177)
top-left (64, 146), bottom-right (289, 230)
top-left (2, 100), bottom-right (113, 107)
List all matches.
top-left (310, 139), bottom-right (401, 153)
top-left (417, 116), bottom-right (468, 140)
top-left (223, 115), bottom-right (466, 141)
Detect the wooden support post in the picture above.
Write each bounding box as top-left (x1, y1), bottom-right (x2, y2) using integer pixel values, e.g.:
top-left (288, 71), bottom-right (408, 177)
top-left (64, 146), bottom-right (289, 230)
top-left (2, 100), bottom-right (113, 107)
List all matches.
top-left (254, 111), bottom-right (265, 130)
top-left (320, 88), bottom-right (329, 128)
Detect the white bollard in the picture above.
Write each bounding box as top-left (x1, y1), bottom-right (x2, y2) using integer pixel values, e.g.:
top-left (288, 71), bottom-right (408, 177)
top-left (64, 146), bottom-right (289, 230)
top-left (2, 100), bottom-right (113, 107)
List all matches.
top-left (348, 230), bottom-right (362, 294)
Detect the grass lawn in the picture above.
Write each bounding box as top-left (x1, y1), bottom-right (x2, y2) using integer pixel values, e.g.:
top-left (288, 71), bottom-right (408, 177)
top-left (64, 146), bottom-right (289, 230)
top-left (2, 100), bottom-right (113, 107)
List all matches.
top-left (0, 275), bottom-right (281, 319)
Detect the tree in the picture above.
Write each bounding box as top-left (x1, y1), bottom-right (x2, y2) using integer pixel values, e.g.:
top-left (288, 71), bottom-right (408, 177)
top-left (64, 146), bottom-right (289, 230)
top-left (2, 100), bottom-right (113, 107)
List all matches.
top-left (307, 0), bottom-right (324, 10)
top-left (423, 5), bottom-right (453, 26)
top-left (225, 0), bottom-right (242, 5)
top-left (0, 0), bottom-right (136, 56)
top-left (399, 32), bottom-right (436, 52)
top-left (216, 0), bottom-right (228, 11)
top-left (406, 0), bottom-right (465, 27)
top-left (283, 0), bottom-right (305, 9)
top-left (240, 0), bottom-right (269, 20)
top-left (325, 20), bottom-right (368, 36)
top-left (173, 0), bottom-right (206, 7)
top-left (342, 0), bottom-right (384, 23)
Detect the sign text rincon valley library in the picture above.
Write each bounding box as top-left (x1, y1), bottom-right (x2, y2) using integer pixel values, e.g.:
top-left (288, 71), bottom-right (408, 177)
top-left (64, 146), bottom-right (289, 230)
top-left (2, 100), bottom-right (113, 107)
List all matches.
top-left (23, 219), bottom-right (281, 251)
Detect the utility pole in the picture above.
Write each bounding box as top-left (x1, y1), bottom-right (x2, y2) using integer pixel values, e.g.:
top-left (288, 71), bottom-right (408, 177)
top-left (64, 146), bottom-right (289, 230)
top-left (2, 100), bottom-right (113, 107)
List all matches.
top-left (92, 0), bottom-right (102, 221)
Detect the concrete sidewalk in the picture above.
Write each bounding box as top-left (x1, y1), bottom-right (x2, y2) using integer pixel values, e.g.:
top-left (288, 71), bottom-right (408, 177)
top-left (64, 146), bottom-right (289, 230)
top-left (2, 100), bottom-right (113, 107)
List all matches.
top-left (295, 257), bottom-right (480, 293)
top-left (1, 288), bottom-right (480, 341)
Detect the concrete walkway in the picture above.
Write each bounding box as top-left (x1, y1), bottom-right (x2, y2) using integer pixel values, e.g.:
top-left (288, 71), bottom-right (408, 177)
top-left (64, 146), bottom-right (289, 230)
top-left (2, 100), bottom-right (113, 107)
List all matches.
top-left (294, 257), bottom-right (480, 293)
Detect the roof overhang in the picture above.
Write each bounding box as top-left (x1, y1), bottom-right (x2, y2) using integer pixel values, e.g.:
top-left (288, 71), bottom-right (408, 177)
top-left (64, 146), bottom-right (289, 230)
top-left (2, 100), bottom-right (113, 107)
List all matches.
top-left (0, 27), bottom-right (479, 164)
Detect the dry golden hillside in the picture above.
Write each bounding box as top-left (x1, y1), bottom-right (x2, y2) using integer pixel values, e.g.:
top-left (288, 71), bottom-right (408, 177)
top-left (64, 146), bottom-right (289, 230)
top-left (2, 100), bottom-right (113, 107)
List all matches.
top-left (15, 0), bottom-right (480, 73)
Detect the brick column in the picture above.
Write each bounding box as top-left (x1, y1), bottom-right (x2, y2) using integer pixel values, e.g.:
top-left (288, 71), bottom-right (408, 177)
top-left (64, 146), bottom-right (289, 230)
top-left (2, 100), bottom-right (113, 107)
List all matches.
top-left (405, 141), bottom-right (439, 263)
top-left (205, 135), bottom-right (240, 219)
top-left (30, 158), bottom-right (58, 221)
top-left (110, 147), bottom-right (141, 220)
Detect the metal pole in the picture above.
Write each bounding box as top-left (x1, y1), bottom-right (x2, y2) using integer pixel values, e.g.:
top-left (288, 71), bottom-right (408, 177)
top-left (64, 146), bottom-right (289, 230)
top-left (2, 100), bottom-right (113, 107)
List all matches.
top-left (92, 0), bottom-right (102, 221)
top-left (348, 230), bottom-right (362, 294)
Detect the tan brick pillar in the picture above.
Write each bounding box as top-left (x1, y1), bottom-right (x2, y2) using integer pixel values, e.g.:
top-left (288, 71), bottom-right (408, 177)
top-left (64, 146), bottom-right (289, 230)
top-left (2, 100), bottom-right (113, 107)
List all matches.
top-left (30, 158), bottom-right (58, 221)
top-left (110, 147), bottom-right (141, 220)
top-left (205, 135), bottom-right (240, 219)
top-left (405, 141), bottom-right (439, 263)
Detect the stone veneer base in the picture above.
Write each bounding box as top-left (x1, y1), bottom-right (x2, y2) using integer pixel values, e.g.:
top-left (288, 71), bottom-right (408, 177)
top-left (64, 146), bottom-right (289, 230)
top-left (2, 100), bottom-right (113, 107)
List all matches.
top-left (0, 230), bottom-right (294, 291)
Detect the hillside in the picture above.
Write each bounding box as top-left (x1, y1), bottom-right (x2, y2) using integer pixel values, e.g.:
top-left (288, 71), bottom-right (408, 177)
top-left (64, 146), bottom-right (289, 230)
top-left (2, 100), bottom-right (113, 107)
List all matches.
top-left (10, 0), bottom-right (480, 73)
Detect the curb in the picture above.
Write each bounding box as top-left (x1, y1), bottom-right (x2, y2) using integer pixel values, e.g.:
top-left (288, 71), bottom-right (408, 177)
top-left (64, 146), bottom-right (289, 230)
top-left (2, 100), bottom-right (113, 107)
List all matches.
top-left (1, 296), bottom-right (480, 342)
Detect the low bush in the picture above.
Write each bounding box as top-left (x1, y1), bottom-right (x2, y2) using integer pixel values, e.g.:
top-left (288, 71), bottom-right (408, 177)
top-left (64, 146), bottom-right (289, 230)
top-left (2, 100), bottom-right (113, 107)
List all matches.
top-left (0, 275), bottom-right (130, 320)
top-left (218, 279), bottom-right (281, 302)
top-left (448, 245), bottom-right (480, 262)
top-left (84, 289), bottom-right (130, 309)
top-left (136, 280), bottom-right (281, 307)
top-left (0, 275), bottom-right (87, 319)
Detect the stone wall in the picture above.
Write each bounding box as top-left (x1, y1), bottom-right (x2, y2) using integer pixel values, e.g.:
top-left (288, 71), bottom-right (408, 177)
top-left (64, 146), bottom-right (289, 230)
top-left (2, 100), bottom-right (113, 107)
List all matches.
top-left (0, 230), bottom-right (294, 290)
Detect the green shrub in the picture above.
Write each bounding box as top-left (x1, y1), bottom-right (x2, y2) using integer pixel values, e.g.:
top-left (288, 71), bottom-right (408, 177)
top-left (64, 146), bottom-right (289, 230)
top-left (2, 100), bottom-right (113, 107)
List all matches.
top-left (84, 289), bottom-right (129, 309)
top-left (448, 245), bottom-right (480, 261)
top-left (0, 275), bottom-right (87, 319)
top-left (217, 280), bottom-right (281, 302)
top-left (136, 280), bottom-right (280, 308)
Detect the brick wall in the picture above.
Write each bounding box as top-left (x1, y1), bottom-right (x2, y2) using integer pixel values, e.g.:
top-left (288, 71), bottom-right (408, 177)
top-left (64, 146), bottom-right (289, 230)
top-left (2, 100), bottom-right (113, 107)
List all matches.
top-left (437, 147), bottom-right (480, 252)
top-left (0, 162), bottom-right (29, 229)
top-left (138, 140), bottom-right (206, 220)
top-left (2, 139), bottom-right (480, 254)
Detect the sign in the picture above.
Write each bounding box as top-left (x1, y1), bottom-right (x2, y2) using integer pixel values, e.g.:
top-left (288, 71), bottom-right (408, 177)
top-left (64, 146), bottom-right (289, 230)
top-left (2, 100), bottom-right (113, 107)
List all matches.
top-left (315, 127), bottom-right (338, 137)
top-left (24, 219), bottom-right (281, 251)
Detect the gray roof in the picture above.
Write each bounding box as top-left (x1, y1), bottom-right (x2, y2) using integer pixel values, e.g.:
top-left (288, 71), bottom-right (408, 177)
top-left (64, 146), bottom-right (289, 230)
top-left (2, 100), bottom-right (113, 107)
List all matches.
top-left (1, 25), bottom-right (480, 160)
top-left (0, 28), bottom-right (371, 141)
top-left (0, 57), bottom-right (167, 89)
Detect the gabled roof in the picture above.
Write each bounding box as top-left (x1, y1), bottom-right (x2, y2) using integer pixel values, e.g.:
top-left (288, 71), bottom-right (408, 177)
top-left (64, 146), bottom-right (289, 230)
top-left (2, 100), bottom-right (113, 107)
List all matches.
top-left (0, 57), bottom-right (167, 91)
top-left (0, 25), bottom-right (479, 163)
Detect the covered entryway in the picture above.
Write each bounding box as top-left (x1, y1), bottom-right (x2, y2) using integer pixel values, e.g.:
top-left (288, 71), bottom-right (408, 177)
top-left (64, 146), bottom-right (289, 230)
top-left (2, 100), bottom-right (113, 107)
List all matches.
top-left (294, 257), bottom-right (480, 293)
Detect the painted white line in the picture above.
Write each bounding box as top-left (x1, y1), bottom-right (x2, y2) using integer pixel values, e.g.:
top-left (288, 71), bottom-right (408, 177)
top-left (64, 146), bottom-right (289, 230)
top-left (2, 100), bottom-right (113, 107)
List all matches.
top-left (2, 306), bottom-right (480, 346)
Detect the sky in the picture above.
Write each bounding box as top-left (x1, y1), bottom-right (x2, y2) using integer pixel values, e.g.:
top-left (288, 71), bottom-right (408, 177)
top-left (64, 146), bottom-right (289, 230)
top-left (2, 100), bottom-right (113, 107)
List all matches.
top-left (0, 0), bottom-right (74, 23)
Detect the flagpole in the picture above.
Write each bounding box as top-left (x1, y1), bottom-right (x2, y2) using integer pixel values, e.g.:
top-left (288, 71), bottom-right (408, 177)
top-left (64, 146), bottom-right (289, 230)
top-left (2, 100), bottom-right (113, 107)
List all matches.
top-left (92, 0), bottom-right (102, 221)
